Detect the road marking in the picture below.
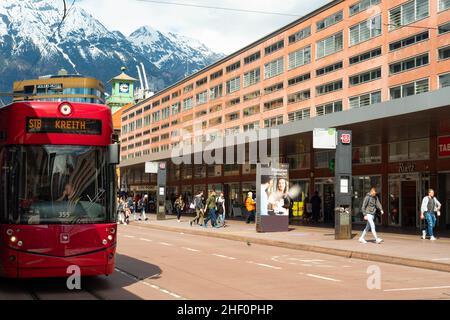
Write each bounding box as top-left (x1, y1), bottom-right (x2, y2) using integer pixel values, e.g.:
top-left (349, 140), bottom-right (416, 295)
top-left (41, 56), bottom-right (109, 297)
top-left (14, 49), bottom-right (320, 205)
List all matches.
top-left (183, 247), bottom-right (200, 252)
top-left (123, 235), bottom-right (136, 239)
top-left (305, 274), bottom-right (342, 282)
top-left (159, 242), bottom-right (173, 246)
top-left (384, 286), bottom-right (450, 292)
top-left (140, 238), bottom-right (153, 242)
top-left (247, 261), bottom-right (282, 270)
top-left (115, 268), bottom-right (185, 300)
top-left (212, 254), bottom-right (236, 260)
top-left (432, 258), bottom-right (450, 261)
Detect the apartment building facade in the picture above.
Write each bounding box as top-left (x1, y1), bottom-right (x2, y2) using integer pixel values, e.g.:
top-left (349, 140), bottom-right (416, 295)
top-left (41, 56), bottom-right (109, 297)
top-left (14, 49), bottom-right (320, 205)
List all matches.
top-left (119, 0), bottom-right (450, 230)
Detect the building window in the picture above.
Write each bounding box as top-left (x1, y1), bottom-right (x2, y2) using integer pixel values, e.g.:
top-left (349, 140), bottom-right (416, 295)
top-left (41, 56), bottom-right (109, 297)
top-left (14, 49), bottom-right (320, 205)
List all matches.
top-left (314, 150), bottom-right (335, 168)
top-left (172, 90), bottom-right (181, 99)
top-left (196, 91), bottom-right (208, 105)
top-left (439, 73), bottom-right (450, 88)
top-left (439, 0), bottom-right (450, 11)
top-left (210, 70), bottom-right (223, 80)
top-left (243, 90), bottom-right (261, 101)
top-left (316, 100), bottom-right (343, 116)
top-left (316, 10), bottom-right (343, 31)
top-left (316, 79), bottom-right (343, 96)
top-left (161, 95), bottom-right (170, 103)
top-left (226, 112), bottom-right (240, 122)
top-left (244, 51), bottom-right (261, 65)
top-left (152, 101), bottom-right (160, 108)
top-left (243, 121), bottom-right (260, 132)
top-left (171, 102), bottom-right (181, 115)
top-left (316, 61), bottom-right (343, 77)
top-left (226, 76), bottom-right (240, 94)
top-left (288, 90), bottom-right (311, 104)
top-left (264, 82), bottom-right (284, 95)
top-left (349, 68), bottom-right (381, 86)
top-left (264, 98), bottom-right (284, 111)
top-left (389, 31), bottom-right (429, 51)
top-left (226, 61), bottom-right (241, 73)
top-left (288, 108), bottom-right (310, 122)
top-left (389, 0), bottom-right (429, 31)
top-left (227, 98), bottom-right (241, 107)
top-left (349, 91), bottom-right (381, 108)
top-left (136, 118), bottom-right (143, 129)
top-left (390, 78), bottom-right (429, 99)
top-left (438, 21), bottom-right (450, 34)
top-left (288, 72), bottom-right (311, 86)
top-left (389, 139), bottom-right (429, 161)
top-left (210, 84), bottom-right (223, 100)
top-left (288, 46), bottom-right (311, 70)
top-left (264, 116), bottom-right (284, 128)
top-left (144, 105), bottom-right (151, 112)
top-left (349, 0), bottom-right (381, 16)
top-left (288, 26), bottom-right (312, 44)
top-left (209, 116), bottom-right (222, 127)
top-left (352, 145), bottom-right (381, 164)
top-left (438, 45), bottom-right (450, 60)
top-left (243, 105), bottom-right (260, 117)
top-left (128, 122), bottom-right (135, 132)
top-left (196, 77), bottom-right (207, 87)
top-left (389, 53), bottom-right (429, 74)
top-left (316, 32), bottom-right (343, 59)
top-left (161, 107), bottom-right (170, 120)
top-left (183, 97), bottom-right (193, 110)
top-left (349, 15), bottom-right (382, 46)
top-left (243, 68), bottom-right (260, 87)
top-left (152, 111), bottom-right (160, 122)
top-left (183, 84), bottom-right (194, 93)
top-left (264, 58), bottom-right (284, 79)
top-left (209, 104), bottom-right (222, 113)
top-left (265, 40), bottom-right (284, 55)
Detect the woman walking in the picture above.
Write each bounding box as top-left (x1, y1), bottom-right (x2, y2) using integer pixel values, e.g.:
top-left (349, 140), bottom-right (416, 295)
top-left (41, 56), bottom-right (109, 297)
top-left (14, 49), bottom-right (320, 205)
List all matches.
top-left (215, 192), bottom-right (226, 227)
top-left (359, 187), bottom-right (384, 244)
top-left (174, 195), bottom-right (185, 223)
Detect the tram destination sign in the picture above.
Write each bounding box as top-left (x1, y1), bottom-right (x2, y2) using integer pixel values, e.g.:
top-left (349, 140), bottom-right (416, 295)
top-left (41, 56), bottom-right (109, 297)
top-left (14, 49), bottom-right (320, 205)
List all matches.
top-left (26, 117), bottom-right (102, 135)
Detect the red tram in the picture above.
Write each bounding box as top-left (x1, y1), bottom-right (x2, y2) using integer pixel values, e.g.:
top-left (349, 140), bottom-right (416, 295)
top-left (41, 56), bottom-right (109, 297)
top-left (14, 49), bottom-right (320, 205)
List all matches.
top-left (0, 101), bottom-right (119, 278)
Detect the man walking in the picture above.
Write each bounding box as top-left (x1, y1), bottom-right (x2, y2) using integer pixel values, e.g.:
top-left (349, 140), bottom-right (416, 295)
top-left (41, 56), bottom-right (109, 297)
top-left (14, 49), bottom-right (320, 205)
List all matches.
top-left (420, 189), bottom-right (442, 241)
top-left (203, 191), bottom-right (217, 228)
top-left (245, 192), bottom-right (256, 224)
top-left (174, 195), bottom-right (185, 223)
top-left (190, 191), bottom-right (204, 226)
top-left (359, 187), bottom-right (384, 244)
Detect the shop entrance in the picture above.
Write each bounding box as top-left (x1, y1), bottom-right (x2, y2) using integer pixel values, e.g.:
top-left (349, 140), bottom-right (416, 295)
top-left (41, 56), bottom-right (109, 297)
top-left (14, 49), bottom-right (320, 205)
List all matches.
top-left (314, 178), bottom-right (335, 223)
top-left (438, 172), bottom-right (450, 230)
top-left (389, 173), bottom-right (430, 228)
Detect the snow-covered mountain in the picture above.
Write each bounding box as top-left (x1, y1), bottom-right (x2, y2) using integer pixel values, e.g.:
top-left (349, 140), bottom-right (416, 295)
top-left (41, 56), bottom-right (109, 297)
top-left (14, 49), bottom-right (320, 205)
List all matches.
top-left (0, 0), bottom-right (224, 98)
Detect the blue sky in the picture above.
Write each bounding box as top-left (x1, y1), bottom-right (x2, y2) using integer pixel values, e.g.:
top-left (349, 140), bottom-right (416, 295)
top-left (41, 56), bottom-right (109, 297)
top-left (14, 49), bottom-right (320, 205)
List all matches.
top-left (77, 0), bottom-right (331, 54)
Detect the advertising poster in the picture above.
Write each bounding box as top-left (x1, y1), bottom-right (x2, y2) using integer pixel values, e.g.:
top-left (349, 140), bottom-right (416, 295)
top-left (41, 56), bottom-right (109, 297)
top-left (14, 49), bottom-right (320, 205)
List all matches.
top-left (256, 163), bottom-right (290, 233)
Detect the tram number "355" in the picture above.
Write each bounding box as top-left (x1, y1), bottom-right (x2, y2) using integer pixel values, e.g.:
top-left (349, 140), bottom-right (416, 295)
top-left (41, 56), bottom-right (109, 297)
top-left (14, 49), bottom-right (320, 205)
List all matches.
top-left (58, 212), bottom-right (71, 218)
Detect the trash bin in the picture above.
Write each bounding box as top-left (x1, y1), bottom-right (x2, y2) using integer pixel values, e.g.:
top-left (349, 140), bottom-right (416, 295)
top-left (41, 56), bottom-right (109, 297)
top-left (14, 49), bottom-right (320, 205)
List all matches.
top-left (335, 207), bottom-right (352, 240)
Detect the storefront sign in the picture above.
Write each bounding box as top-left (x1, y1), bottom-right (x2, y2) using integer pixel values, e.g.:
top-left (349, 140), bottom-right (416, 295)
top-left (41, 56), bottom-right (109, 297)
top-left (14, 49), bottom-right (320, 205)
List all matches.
top-left (438, 136), bottom-right (450, 158)
top-left (399, 162), bottom-right (416, 173)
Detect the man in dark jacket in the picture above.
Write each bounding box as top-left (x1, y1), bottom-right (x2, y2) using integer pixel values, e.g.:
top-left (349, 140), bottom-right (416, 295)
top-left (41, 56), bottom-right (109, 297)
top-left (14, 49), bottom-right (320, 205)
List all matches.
top-left (190, 191), bottom-right (204, 226)
top-left (359, 187), bottom-right (384, 244)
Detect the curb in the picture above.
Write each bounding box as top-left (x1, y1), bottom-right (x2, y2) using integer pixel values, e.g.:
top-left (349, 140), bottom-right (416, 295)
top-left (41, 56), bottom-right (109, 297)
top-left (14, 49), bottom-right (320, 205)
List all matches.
top-left (133, 222), bottom-right (450, 273)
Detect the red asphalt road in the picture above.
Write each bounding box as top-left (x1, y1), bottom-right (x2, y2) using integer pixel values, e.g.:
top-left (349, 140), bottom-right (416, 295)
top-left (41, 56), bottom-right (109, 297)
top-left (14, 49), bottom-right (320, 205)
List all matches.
top-left (1, 223), bottom-right (450, 300)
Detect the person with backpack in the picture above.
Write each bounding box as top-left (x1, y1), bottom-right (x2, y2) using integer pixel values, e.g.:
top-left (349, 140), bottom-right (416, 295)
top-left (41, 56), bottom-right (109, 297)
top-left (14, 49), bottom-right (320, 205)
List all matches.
top-left (203, 191), bottom-right (217, 228)
top-left (174, 195), bottom-right (185, 223)
top-left (420, 189), bottom-right (442, 241)
top-left (135, 195), bottom-right (149, 221)
top-left (190, 191), bottom-right (204, 227)
top-left (359, 187), bottom-right (384, 244)
top-left (215, 192), bottom-right (226, 227)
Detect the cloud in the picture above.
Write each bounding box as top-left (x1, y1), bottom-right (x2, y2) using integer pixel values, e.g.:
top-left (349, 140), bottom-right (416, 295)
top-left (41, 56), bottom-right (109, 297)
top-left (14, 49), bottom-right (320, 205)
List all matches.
top-left (77, 0), bottom-right (331, 54)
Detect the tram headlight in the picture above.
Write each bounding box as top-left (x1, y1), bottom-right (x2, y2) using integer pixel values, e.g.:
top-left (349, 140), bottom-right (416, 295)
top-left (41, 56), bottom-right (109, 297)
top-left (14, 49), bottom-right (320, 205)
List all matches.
top-left (6, 229), bottom-right (13, 236)
top-left (102, 239), bottom-right (108, 245)
top-left (10, 236), bottom-right (17, 243)
top-left (109, 228), bottom-right (116, 234)
top-left (108, 235), bottom-right (113, 241)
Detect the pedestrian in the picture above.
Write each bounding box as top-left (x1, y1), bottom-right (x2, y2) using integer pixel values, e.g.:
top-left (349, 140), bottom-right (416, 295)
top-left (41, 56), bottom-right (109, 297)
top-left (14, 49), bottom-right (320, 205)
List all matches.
top-left (215, 192), bottom-right (226, 227)
top-left (420, 189), bottom-right (442, 241)
top-left (135, 195), bottom-right (149, 221)
top-left (359, 187), bottom-right (384, 244)
top-left (203, 191), bottom-right (217, 228)
top-left (190, 191), bottom-right (204, 226)
top-left (245, 192), bottom-right (256, 224)
top-left (310, 191), bottom-right (321, 223)
top-left (174, 195), bottom-right (185, 223)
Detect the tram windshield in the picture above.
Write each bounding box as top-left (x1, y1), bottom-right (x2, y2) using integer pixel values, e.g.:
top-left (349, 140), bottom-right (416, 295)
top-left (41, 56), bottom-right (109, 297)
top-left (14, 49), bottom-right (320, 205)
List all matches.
top-left (0, 145), bottom-right (115, 225)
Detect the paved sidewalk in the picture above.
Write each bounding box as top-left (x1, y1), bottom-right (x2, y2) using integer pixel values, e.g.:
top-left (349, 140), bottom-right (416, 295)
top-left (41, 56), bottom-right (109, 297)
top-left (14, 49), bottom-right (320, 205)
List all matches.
top-left (127, 214), bottom-right (450, 273)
